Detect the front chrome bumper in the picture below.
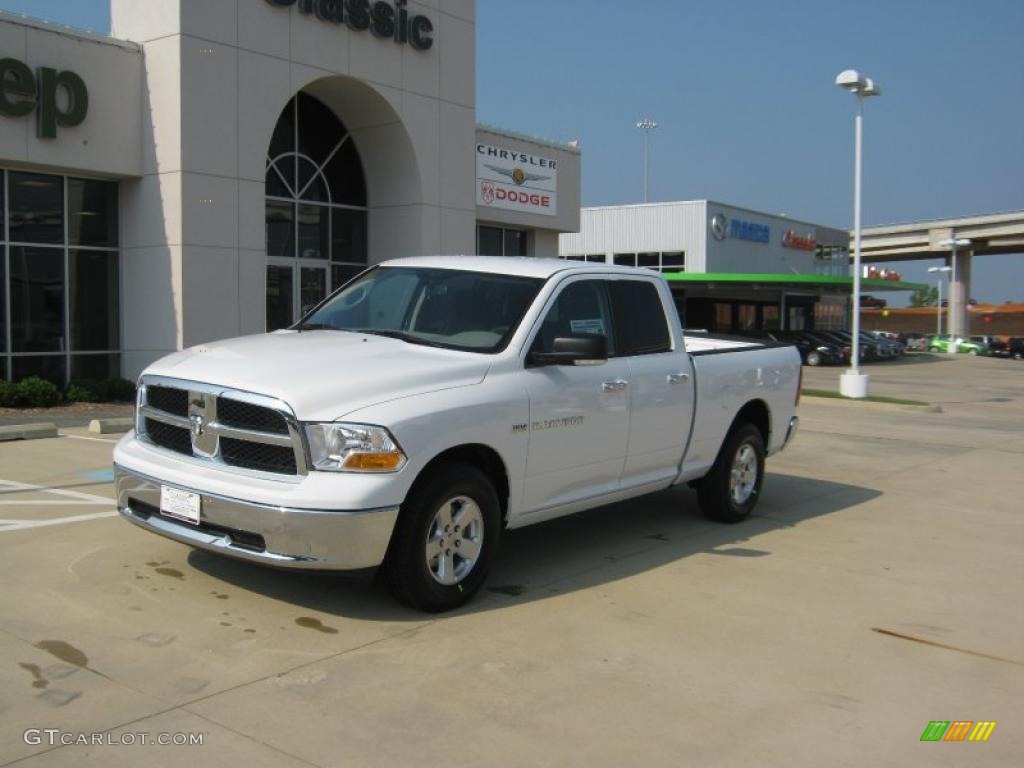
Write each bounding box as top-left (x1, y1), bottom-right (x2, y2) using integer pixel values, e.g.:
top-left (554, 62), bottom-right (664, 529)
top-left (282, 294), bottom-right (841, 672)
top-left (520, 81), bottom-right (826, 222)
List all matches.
top-left (114, 465), bottom-right (399, 570)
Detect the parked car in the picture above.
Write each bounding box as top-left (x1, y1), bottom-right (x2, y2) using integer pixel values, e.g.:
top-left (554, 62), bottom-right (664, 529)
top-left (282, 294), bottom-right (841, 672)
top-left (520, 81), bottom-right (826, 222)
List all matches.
top-left (970, 335), bottom-right (1008, 356)
top-left (859, 295), bottom-right (887, 308)
top-left (926, 335), bottom-right (987, 355)
top-left (864, 331), bottom-right (903, 357)
top-left (818, 331), bottom-right (874, 361)
top-left (1008, 337), bottom-right (1024, 359)
top-left (113, 257), bottom-right (802, 612)
top-left (899, 332), bottom-right (929, 351)
top-left (766, 330), bottom-right (845, 367)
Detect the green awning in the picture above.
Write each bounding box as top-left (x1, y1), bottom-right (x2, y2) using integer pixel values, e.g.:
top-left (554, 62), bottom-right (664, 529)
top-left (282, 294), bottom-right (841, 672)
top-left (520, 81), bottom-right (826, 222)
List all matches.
top-left (661, 272), bottom-right (925, 292)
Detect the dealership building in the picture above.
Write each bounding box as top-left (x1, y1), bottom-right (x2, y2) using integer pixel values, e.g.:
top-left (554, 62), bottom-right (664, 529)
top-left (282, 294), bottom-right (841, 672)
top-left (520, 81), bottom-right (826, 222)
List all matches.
top-left (0, 1), bottom-right (580, 384)
top-left (559, 201), bottom-right (920, 333)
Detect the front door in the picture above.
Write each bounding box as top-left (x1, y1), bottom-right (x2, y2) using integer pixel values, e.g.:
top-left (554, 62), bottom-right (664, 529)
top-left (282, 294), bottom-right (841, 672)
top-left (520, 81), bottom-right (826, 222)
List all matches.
top-left (521, 278), bottom-right (630, 513)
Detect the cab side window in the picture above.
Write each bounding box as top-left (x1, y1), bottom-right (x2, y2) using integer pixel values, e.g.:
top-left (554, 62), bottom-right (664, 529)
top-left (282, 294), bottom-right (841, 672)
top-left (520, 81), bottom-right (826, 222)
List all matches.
top-left (610, 280), bottom-right (671, 355)
top-left (530, 280), bottom-right (615, 356)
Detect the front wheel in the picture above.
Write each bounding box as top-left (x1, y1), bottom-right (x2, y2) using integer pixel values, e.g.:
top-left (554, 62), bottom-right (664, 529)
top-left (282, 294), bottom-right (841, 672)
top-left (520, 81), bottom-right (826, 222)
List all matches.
top-left (806, 351), bottom-right (821, 367)
top-left (967, 348), bottom-right (978, 356)
top-left (382, 462), bottom-right (500, 612)
top-left (695, 423), bottom-right (766, 523)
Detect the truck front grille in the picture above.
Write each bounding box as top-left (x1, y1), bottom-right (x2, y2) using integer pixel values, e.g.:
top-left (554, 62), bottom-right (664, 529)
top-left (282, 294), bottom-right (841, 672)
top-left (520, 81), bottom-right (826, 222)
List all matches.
top-left (137, 378), bottom-right (306, 477)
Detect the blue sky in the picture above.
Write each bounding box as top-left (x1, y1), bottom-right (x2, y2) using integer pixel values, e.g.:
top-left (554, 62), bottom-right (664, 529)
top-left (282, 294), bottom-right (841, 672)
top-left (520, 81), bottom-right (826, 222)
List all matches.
top-left (4, 0), bottom-right (1022, 303)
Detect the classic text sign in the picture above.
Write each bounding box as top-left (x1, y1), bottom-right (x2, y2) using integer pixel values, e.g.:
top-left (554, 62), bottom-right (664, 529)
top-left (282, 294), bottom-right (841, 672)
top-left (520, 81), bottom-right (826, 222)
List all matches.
top-left (476, 143), bottom-right (558, 217)
top-left (265, 0), bottom-right (434, 50)
top-left (0, 57), bottom-right (88, 138)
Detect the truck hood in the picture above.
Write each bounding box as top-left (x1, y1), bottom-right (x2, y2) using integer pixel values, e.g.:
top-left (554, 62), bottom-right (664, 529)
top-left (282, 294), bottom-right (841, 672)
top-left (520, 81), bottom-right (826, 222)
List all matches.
top-left (143, 330), bottom-right (490, 421)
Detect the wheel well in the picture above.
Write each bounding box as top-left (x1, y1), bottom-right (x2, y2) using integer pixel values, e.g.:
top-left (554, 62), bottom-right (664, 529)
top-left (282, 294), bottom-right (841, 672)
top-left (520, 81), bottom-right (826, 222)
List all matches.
top-left (410, 444), bottom-right (510, 525)
top-left (734, 399), bottom-right (770, 445)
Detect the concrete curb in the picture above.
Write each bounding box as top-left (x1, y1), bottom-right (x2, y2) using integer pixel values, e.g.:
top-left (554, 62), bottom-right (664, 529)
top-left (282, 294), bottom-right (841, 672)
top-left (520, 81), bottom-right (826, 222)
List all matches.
top-left (0, 422), bottom-right (59, 442)
top-left (801, 396), bottom-right (942, 414)
top-left (89, 417), bottom-right (134, 434)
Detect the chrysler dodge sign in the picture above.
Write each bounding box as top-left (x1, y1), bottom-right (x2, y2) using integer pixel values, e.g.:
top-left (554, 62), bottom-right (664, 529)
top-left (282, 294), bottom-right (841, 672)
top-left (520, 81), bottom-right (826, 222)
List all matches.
top-left (476, 144), bottom-right (557, 217)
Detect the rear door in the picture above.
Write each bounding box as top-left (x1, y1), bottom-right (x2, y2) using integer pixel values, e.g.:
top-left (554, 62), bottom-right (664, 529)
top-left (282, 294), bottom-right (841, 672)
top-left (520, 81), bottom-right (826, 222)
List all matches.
top-left (611, 278), bottom-right (694, 489)
top-left (521, 277), bottom-right (630, 512)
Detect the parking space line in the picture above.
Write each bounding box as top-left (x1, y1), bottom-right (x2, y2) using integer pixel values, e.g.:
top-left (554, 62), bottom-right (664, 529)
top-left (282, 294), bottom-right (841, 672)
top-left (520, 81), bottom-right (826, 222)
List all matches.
top-left (0, 500), bottom-right (111, 505)
top-left (0, 511), bottom-right (118, 532)
top-left (0, 478), bottom-right (115, 504)
top-left (62, 433), bottom-right (120, 443)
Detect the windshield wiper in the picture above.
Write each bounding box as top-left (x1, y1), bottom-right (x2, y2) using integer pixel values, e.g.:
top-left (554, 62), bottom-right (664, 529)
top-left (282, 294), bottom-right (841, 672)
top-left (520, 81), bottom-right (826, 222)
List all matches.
top-left (294, 322), bottom-right (338, 332)
top-left (350, 329), bottom-right (448, 349)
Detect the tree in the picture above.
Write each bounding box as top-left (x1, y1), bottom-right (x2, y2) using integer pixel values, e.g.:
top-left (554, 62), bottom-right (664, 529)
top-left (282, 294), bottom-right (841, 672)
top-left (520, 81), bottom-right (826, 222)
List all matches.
top-left (909, 285), bottom-right (938, 308)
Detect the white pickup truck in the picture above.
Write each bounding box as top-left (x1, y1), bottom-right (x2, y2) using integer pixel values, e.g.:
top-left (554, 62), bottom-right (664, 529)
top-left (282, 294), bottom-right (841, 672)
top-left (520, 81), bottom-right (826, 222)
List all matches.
top-left (114, 257), bottom-right (801, 611)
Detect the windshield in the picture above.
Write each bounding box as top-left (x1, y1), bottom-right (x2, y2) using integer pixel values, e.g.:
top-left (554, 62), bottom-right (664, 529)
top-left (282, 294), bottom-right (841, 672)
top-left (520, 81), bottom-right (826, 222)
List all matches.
top-left (295, 266), bottom-right (543, 353)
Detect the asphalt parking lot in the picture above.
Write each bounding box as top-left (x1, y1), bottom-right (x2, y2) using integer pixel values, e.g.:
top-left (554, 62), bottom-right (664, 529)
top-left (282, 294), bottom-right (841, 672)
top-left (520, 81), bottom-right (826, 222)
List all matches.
top-left (1, 355), bottom-right (1021, 767)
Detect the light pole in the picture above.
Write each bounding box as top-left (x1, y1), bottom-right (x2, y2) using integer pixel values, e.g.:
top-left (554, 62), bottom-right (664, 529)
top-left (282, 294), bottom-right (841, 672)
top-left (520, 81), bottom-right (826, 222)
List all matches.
top-left (938, 237), bottom-right (971, 355)
top-left (636, 118), bottom-right (657, 203)
top-left (835, 69), bottom-right (881, 398)
top-left (927, 265), bottom-right (951, 338)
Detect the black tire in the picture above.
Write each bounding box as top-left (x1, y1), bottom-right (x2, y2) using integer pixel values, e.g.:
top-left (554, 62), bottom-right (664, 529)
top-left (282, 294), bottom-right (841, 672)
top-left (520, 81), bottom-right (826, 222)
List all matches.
top-left (806, 351), bottom-right (821, 367)
top-left (695, 423), bottom-right (766, 524)
top-left (382, 461), bottom-right (500, 612)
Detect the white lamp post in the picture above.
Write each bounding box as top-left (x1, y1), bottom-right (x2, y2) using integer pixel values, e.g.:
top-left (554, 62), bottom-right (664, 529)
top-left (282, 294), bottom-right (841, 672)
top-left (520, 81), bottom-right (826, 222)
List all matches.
top-left (927, 265), bottom-right (952, 338)
top-left (636, 118), bottom-right (658, 203)
top-left (835, 69), bottom-right (881, 398)
top-left (938, 237), bottom-right (972, 355)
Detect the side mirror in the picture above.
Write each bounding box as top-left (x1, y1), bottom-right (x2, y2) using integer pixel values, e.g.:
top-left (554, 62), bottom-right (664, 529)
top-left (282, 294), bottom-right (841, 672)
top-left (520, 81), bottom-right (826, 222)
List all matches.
top-left (529, 334), bottom-right (608, 367)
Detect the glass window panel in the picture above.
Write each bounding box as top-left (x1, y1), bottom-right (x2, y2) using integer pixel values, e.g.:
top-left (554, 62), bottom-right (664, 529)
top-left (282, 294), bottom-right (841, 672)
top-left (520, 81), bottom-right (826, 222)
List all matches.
top-left (0, 246), bottom-right (5, 354)
top-left (9, 172), bottom-right (63, 244)
top-left (331, 209), bottom-right (367, 263)
top-left (637, 252), bottom-right (659, 268)
top-left (0, 170), bottom-right (4, 242)
top-left (265, 201), bottom-right (294, 258)
top-left (532, 280), bottom-right (614, 356)
top-left (504, 228), bottom-right (527, 257)
top-left (68, 178), bottom-right (117, 247)
top-left (297, 92), bottom-right (345, 166)
top-left (477, 226), bottom-right (503, 256)
top-left (71, 353), bottom-right (120, 380)
top-left (662, 251), bottom-right (685, 267)
top-left (10, 246), bottom-right (65, 352)
top-left (586, 254), bottom-right (606, 263)
top-left (737, 304), bottom-right (757, 330)
top-left (266, 265), bottom-right (293, 332)
top-left (565, 254), bottom-right (585, 261)
top-left (12, 355), bottom-right (65, 384)
top-left (269, 97), bottom-right (296, 160)
top-left (322, 136), bottom-right (366, 207)
top-left (297, 157), bottom-right (327, 202)
top-left (715, 302), bottom-right (733, 331)
top-left (763, 305), bottom-right (780, 330)
top-left (0, 357), bottom-right (6, 381)
top-left (70, 250), bottom-right (119, 350)
top-left (265, 161), bottom-right (292, 198)
top-left (300, 267), bottom-right (327, 317)
top-left (609, 281), bottom-right (671, 355)
top-left (297, 204), bottom-right (329, 259)
top-left (613, 253), bottom-right (636, 267)
top-left (332, 264), bottom-right (363, 290)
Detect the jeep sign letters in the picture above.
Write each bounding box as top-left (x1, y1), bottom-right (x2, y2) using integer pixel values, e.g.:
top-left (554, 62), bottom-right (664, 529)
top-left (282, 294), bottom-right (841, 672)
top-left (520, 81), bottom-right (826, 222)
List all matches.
top-left (0, 57), bottom-right (88, 139)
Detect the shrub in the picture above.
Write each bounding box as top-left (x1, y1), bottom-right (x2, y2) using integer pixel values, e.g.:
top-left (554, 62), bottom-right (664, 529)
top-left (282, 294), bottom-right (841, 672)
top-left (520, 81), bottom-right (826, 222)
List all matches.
top-left (107, 378), bottom-right (137, 402)
top-left (0, 379), bottom-right (20, 407)
top-left (65, 378), bottom-right (136, 403)
top-left (16, 376), bottom-right (61, 407)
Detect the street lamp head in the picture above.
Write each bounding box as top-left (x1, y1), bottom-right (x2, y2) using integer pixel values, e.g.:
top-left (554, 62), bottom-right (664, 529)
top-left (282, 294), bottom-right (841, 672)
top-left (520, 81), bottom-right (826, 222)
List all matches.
top-left (835, 69), bottom-right (881, 97)
top-left (938, 237), bottom-right (972, 248)
top-left (636, 118), bottom-right (658, 130)
top-left (927, 266), bottom-right (952, 273)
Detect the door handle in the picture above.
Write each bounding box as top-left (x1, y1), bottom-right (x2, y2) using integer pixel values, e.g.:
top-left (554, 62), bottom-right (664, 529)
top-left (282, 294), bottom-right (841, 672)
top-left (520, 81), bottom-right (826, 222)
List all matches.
top-left (667, 373), bottom-right (690, 385)
top-left (602, 379), bottom-right (629, 392)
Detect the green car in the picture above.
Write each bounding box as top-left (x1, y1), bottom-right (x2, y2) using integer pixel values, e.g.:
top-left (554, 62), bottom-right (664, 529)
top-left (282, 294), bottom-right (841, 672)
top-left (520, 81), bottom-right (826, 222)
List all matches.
top-left (926, 335), bottom-right (987, 355)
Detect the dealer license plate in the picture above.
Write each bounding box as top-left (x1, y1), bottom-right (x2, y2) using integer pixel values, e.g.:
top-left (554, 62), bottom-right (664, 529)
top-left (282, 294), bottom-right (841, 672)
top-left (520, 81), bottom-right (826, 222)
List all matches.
top-left (160, 485), bottom-right (201, 525)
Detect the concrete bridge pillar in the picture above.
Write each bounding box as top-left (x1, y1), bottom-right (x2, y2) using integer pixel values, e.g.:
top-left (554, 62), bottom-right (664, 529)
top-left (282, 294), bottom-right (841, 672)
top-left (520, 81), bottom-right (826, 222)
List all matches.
top-left (948, 248), bottom-right (973, 340)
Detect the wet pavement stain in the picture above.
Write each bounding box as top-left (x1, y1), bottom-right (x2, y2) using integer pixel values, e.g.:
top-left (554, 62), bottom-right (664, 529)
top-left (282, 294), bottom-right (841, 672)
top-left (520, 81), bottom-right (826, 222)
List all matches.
top-left (35, 641), bottom-right (88, 669)
top-left (215, 593), bottom-right (229, 600)
top-left (244, 629), bottom-right (256, 634)
top-left (219, 621), bottom-right (232, 627)
top-left (19, 662), bottom-right (48, 689)
top-left (146, 561), bottom-right (169, 567)
top-left (154, 567), bottom-right (184, 579)
top-left (136, 633), bottom-right (176, 647)
top-left (38, 689), bottom-right (81, 707)
top-left (294, 617), bottom-right (339, 634)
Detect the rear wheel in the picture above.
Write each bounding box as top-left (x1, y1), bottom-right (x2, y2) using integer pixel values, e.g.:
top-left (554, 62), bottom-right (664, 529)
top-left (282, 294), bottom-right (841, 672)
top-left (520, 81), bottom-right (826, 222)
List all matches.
top-left (806, 351), bottom-right (821, 367)
top-left (695, 423), bottom-right (766, 523)
top-left (382, 462), bottom-right (500, 612)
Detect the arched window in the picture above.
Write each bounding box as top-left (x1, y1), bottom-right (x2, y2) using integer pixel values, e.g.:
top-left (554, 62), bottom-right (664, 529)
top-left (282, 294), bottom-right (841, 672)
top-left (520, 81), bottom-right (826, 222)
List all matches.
top-left (265, 93), bottom-right (368, 331)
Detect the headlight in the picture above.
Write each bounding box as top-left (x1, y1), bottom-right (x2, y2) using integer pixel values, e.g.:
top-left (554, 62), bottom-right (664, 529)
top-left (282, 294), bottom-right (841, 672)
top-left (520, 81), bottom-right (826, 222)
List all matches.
top-left (304, 423), bottom-right (406, 472)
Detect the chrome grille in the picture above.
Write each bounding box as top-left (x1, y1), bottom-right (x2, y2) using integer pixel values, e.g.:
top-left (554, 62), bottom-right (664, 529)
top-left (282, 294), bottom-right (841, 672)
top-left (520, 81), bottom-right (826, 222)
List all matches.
top-left (136, 377), bottom-right (306, 477)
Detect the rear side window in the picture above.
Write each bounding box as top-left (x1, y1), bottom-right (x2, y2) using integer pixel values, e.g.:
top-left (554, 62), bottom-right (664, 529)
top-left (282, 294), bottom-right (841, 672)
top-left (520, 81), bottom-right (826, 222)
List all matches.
top-left (610, 280), bottom-right (671, 355)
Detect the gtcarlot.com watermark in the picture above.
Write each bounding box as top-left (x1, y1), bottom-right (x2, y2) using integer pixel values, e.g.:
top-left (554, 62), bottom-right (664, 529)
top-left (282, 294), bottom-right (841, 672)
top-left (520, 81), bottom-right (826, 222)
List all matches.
top-left (24, 729), bottom-right (203, 747)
